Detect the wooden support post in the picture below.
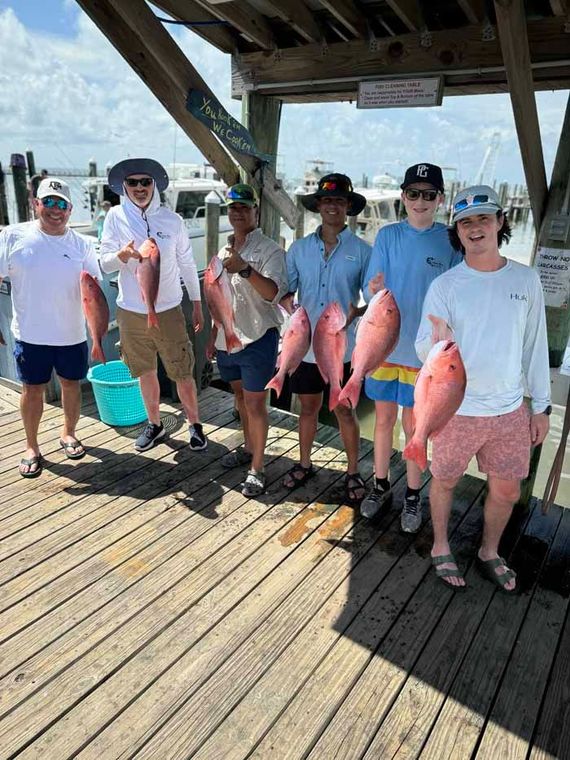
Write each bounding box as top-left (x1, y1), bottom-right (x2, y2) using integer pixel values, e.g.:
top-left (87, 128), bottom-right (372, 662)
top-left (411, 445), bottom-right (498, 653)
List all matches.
top-left (494, 0), bottom-right (549, 233)
top-left (295, 192), bottom-right (305, 240)
top-left (241, 92), bottom-right (282, 242)
top-left (10, 154), bottom-right (30, 223)
top-left (25, 150), bottom-right (36, 178)
top-left (532, 93), bottom-right (570, 368)
top-left (205, 191), bottom-right (221, 264)
top-left (0, 163), bottom-right (9, 226)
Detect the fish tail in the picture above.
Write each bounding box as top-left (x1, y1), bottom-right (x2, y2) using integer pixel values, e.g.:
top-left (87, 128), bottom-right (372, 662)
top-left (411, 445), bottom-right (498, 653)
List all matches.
top-left (265, 371), bottom-right (284, 397)
top-left (148, 310), bottom-right (160, 330)
top-left (338, 376), bottom-right (361, 409)
top-left (403, 437), bottom-right (428, 472)
top-left (91, 341), bottom-right (106, 365)
top-left (225, 332), bottom-right (243, 354)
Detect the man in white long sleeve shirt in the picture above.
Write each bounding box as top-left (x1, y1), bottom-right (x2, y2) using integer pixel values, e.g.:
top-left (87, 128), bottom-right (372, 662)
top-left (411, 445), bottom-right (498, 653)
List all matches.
top-left (100, 158), bottom-right (207, 452)
top-left (415, 185), bottom-right (551, 594)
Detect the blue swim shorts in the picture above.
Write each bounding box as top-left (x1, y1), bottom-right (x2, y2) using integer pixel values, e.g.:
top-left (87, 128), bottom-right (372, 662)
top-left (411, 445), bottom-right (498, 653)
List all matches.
top-left (14, 340), bottom-right (89, 385)
top-left (216, 328), bottom-right (279, 392)
top-left (364, 361), bottom-right (419, 408)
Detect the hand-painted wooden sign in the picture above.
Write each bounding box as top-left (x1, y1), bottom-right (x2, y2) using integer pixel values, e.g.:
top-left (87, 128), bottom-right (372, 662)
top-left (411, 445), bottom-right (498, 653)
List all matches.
top-left (186, 89), bottom-right (271, 162)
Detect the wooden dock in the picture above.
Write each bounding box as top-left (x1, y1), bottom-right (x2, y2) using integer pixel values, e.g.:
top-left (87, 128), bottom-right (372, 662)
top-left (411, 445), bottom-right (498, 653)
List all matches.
top-left (0, 384), bottom-right (568, 759)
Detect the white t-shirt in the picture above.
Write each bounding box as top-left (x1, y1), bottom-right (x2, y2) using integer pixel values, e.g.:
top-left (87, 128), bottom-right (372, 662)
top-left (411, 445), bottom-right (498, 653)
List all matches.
top-left (415, 259), bottom-right (551, 416)
top-left (99, 190), bottom-right (201, 314)
top-left (0, 221), bottom-right (100, 346)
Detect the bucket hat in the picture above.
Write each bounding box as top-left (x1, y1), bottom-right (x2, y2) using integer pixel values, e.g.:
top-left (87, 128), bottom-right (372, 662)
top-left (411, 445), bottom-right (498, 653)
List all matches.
top-left (301, 173), bottom-right (366, 216)
top-left (108, 158), bottom-right (169, 195)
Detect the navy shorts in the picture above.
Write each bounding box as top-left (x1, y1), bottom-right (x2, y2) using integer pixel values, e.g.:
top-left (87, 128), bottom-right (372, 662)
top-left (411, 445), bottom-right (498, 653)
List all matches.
top-left (14, 340), bottom-right (89, 385)
top-left (290, 360), bottom-right (351, 395)
top-left (217, 328), bottom-right (279, 392)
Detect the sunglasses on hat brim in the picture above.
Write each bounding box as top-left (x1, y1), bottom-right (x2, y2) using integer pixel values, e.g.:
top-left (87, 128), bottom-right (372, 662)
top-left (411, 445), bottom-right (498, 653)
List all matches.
top-left (454, 193), bottom-right (501, 213)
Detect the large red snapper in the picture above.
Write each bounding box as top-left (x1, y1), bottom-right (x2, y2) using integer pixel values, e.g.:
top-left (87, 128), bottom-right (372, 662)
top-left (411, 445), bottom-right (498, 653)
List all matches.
top-left (403, 339), bottom-right (466, 471)
top-left (313, 302), bottom-right (347, 411)
top-left (136, 237), bottom-right (161, 330)
top-left (265, 306), bottom-right (311, 397)
top-left (80, 271), bottom-right (109, 364)
top-left (338, 288), bottom-right (400, 409)
top-left (204, 256), bottom-right (242, 354)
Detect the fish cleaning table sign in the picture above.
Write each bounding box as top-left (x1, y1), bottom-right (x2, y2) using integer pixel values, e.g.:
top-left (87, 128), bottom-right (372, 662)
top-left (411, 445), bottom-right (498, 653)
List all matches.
top-left (534, 246), bottom-right (570, 308)
top-left (357, 77), bottom-right (443, 109)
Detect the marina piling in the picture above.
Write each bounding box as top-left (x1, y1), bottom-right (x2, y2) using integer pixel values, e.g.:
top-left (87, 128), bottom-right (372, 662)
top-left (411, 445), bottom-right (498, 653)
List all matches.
top-left (10, 153), bottom-right (30, 223)
top-left (0, 162), bottom-right (9, 226)
top-left (205, 191), bottom-right (220, 264)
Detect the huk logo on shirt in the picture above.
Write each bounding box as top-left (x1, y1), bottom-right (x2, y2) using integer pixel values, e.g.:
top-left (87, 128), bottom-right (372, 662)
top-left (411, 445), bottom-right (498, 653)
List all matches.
top-left (510, 292), bottom-right (528, 302)
top-left (426, 257), bottom-right (443, 269)
top-left (155, 231), bottom-right (170, 239)
top-left (416, 165), bottom-right (429, 178)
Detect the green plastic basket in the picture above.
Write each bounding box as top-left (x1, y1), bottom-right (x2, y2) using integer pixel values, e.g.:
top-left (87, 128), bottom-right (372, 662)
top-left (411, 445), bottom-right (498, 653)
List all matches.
top-left (87, 360), bottom-right (147, 426)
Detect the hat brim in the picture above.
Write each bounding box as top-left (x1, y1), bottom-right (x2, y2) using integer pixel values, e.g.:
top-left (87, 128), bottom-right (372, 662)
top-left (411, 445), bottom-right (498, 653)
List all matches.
top-left (452, 203), bottom-right (502, 223)
top-left (225, 199), bottom-right (257, 208)
top-left (108, 158), bottom-right (169, 195)
top-left (301, 190), bottom-right (367, 217)
top-left (37, 190), bottom-right (72, 203)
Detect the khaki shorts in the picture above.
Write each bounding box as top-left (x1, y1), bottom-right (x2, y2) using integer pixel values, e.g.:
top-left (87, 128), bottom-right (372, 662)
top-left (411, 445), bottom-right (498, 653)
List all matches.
top-left (117, 305), bottom-right (195, 381)
top-left (430, 402), bottom-right (531, 482)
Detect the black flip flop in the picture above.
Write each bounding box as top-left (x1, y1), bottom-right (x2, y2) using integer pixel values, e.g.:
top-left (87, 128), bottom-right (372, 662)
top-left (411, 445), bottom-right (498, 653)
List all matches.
top-left (59, 439), bottom-right (86, 460)
top-left (19, 455), bottom-right (43, 479)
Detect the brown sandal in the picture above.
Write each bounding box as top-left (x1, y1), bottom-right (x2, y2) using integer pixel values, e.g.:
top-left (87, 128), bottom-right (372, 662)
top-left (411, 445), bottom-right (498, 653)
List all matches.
top-left (283, 463), bottom-right (315, 490)
top-left (344, 472), bottom-right (366, 504)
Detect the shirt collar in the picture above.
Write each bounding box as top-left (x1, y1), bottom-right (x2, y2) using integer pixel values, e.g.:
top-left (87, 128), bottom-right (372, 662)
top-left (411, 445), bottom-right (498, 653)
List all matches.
top-left (314, 224), bottom-right (350, 244)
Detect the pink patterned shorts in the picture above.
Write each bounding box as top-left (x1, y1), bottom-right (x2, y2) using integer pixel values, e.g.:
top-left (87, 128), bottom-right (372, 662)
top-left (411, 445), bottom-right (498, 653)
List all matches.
top-left (431, 403), bottom-right (531, 482)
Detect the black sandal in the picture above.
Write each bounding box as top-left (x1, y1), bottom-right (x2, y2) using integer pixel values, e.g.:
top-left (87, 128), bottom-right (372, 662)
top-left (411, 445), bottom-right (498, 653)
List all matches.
top-left (344, 472), bottom-right (366, 504)
top-left (283, 463), bottom-right (315, 491)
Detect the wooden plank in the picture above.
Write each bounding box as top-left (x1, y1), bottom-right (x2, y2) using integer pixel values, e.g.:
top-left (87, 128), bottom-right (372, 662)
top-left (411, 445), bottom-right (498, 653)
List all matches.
top-left (0, 436), bottom-right (368, 755)
top-left (250, 476), bottom-right (488, 759)
top-left (262, 0), bottom-right (322, 43)
top-left (231, 18), bottom-right (569, 96)
top-left (49, 447), bottom-right (377, 758)
top-left (549, 0), bottom-right (568, 15)
top-left (151, 0), bottom-right (239, 53)
top-left (191, 0), bottom-right (275, 49)
top-left (456, 0), bottom-right (487, 23)
top-left (76, 0), bottom-right (239, 185)
top-left (494, 0), bottom-right (549, 232)
top-left (419, 504), bottom-right (563, 759)
top-left (319, 0), bottom-right (368, 38)
top-left (475, 540), bottom-right (569, 756)
top-left (384, 0), bottom-right (424, 31)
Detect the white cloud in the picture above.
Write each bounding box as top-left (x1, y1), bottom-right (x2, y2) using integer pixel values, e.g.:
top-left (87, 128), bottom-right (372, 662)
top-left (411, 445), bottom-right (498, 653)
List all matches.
top-left (0, 4), bottom-right (568, 189)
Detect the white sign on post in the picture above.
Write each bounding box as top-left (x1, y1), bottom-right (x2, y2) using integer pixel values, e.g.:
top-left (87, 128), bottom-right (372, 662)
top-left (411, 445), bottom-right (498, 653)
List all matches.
top-left (534, 246), bottom-right (570, 308)
top-left (357, 77), bottom-right (443, 109)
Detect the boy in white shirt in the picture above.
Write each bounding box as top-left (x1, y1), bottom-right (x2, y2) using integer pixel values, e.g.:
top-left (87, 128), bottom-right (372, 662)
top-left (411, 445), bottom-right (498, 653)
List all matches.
top-left (415, 185), bottom-right (551, 594)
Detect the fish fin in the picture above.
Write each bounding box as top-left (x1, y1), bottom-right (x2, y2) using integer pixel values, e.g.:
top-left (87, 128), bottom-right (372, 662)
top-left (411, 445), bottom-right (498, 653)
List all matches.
top-left (403, 438), bottom-right (428, 472)
top-left (265, 372), bottom-right (284, 397)
top-left (338, 376), bottom-right (360, 409)
top-left (328, 384), bottom-right (341, 411)
top-left (225, 332), bottom-right (243, 354)
top-left (91, 343), bottom-right (106, 365)
top-left (147, 312), bottom-right (160, 330)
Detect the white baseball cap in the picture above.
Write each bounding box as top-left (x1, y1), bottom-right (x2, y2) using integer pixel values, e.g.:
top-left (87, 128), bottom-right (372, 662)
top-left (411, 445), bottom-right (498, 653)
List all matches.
top-left (37, 177), bottom-right (72, 204)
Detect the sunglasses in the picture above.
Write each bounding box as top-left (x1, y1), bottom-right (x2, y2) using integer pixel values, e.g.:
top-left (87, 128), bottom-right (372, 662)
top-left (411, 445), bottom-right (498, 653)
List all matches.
top-left (41, 197), bottom-right (70, 210)
top-left (454, 193), bottom-right (499, 212)
top-left (404, 188), bottom-right (439, 202)
top-left (227, 186), bottom-right (256, 203)
top-left (124, 177), bottom-right (154, 188)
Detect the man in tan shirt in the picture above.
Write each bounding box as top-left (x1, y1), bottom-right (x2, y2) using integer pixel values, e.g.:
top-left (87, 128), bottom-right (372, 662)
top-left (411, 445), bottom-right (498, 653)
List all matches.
top-left (206, 184), bottom-right (288, 497)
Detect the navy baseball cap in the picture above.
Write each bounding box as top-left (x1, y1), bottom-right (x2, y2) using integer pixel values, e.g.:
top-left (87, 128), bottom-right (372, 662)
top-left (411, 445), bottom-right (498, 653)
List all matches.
top-left (401, 163), bottom-right (444, 193)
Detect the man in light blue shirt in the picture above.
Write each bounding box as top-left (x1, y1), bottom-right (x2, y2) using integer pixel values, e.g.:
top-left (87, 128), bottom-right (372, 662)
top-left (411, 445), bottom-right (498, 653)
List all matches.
top-left (284, 173), bottom-right (371, 503)
top-left (361, 163), bottom-right (462, 531)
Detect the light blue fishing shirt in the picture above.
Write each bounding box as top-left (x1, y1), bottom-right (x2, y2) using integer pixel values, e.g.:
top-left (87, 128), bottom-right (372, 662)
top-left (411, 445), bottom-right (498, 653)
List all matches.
top-left (364, 220), bottom-right (462, 368)
top-left (287, 225), bottom-right (372, 363)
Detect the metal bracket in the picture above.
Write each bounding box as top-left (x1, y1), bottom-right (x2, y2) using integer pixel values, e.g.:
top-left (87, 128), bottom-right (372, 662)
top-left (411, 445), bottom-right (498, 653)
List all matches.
top-left (321, 41), bottom-right (329, 57)
top-left (420, 28), bottom-right (433, 49)
top-left (482, 21), bottom-right (495, 41)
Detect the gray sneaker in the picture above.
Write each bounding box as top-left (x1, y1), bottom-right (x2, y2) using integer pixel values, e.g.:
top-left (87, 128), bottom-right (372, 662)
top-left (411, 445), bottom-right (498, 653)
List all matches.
top-left (221, 447), bottom-right (253, 468)
top-left (400, 493), bottom-right (422, 533)
top-left (360, 487), bottom-right (392, 519)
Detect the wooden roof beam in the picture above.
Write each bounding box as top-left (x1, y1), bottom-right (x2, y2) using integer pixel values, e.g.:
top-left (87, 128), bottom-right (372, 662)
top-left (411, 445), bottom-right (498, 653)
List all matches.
top-left (549, 0), bottom-right (568, 15)
top-left (151, 0), bottom-right (238, 53)
top-left (262, 0), bottom-right (323, 44)
top-left (318, 0), bottom-right (369, 39)
top-left (384, 0), bottom-right (424, 32)
top-left (191, 0), bottom-right (275, 49)
top-left (456, 0), bottom-right (488, 24)
top-left (495, 0), bottom-right (548, 231)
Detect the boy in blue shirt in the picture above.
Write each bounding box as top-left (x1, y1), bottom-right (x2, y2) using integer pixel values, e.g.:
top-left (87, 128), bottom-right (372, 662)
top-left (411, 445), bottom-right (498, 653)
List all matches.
top-left (361, 163), bottom-right (462, 531)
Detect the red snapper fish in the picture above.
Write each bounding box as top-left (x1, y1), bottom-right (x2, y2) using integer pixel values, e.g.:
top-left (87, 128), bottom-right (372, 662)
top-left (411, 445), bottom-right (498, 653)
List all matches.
top-left (136, 237), bottom-right (161, 329)
top-left (265, 306), bottom-right (311, 397)
top-left (204, 256), bottom-right (242, 354)
top-left (338, 288), bottom-right (401, 409)
top-left (313, 302), bottom-right (347, 411)
top-left (403, 339), bottom-right (466, 471)
top-left (80, 271), bottom-right (109, 364)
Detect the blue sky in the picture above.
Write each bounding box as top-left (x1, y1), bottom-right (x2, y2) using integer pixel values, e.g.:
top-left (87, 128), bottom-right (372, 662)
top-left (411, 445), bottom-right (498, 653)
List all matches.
top-left (1, 1), bottom-right (568, 188)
